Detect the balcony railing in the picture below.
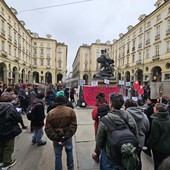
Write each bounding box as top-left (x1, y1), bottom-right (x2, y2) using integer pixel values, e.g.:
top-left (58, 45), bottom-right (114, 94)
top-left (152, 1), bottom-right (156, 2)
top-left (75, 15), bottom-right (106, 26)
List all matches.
top-left (136, 60), bottom-right (142, 65)
top-left (152, 55), bottom-right (160, 60)
top-left (46, 65), bottom-right (51, 69)
top-left (155, 34), bottom-right (160, 40)
top-left (145, 39), bottom-right (150, 45)
top-left (0, 50), bottom-right (7, 57)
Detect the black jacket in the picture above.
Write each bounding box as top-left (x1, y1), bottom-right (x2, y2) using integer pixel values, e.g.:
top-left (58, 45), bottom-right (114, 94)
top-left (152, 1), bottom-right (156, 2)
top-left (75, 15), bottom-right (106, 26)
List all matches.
top-left (0, 102), bottom-right (22, 140)
top-left (31, 100), bottom-right (45, 128)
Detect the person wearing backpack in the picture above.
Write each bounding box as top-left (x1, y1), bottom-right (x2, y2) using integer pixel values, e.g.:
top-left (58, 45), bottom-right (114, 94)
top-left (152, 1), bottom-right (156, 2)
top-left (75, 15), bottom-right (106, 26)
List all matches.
top-left (96, 93), bottom-right (139, 170)
top-left (91, 92), bottom-right (109, 163)
top-left (0, 94), bottom-right (22, 170)
top-left (124, 99), bottom-right (150, 170)
top-left (31, 93), bottom-right (46, 146)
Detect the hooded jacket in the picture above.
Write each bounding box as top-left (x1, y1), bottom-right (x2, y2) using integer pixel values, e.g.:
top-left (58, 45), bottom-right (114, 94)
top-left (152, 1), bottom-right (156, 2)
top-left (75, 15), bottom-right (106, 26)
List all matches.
top-left (0, 102), bottom-right (22, 140)
top-left (126, 107), bottom-right (150, 148)
top-left (96, 109), bottom-right (138, 160)
top-left (148, 111), bottom-right (170, 154)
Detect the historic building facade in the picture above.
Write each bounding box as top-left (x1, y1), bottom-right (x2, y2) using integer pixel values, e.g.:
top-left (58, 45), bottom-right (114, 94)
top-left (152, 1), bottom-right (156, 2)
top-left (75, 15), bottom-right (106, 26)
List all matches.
top-left (73, 0), bottom-right (170, 86)
top-left (0, 0), bottom-right (67, 84)
top-left (113, 0), bottom-right (170, 85)
top-left (72, 39), bottom-right (112, 85)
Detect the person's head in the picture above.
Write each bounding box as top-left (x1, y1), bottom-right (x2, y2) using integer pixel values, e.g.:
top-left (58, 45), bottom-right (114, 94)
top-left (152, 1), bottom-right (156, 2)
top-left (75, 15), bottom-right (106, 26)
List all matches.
top-left (6, 87), bottom-right (15, 95)
top-left (0, 94), bottom-right (13, 102)
top-left (124, 99), bottom-right (138, 110)
top-left (109, 93), bottom-right (124, 110)
top-left (96, 92), bottom-right (106, 103)
top-left (158, 156), bottom-right (170, 170)
top-left (27, 83), bottom-right (33, 91)
top-left (55, 96), bottom-right (67, 105)
top-left (154, 103), bottom-right (167, 113)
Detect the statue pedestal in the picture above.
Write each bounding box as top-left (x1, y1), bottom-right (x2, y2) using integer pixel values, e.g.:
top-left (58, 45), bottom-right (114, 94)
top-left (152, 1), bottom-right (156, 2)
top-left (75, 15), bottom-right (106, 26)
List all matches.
top-left (92, 78), bottom-right (117, 87)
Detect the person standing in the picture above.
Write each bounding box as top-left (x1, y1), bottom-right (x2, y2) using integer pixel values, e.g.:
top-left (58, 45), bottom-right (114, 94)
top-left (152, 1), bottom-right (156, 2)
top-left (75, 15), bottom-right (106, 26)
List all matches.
top-left (124, 99), bottom-right (150, 170)
top-left (45, 95), bottom-right (77, 170)
top-left (0, 94), bottom-right (22, 170)
top-left (148, 103), bottom-right (170, 170)
top-left (91, 92), bottom-right (109, 162)
top-left (31, 93), bottom-right (46, 146)
top-left (96, 93), bottom-right (138, 170)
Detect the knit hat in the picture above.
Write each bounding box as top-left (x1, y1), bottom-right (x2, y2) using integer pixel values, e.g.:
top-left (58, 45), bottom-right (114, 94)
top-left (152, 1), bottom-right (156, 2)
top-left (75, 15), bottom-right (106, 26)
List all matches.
top-left (56, 90), bottom-right (64, 97)
top-left (55, 96), bottom-right (67, 104)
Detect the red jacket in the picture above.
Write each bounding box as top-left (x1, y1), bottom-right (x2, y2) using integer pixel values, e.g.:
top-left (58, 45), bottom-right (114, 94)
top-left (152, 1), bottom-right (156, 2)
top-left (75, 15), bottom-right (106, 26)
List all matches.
top-left (91, 102), bottom-right (107, 134)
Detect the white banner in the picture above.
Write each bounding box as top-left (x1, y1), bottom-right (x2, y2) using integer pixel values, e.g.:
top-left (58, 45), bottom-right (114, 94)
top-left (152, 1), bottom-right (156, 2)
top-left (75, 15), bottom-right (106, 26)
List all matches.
top-left (104, 79), bottom-right (109, 84)
top-left (91, 81), bottom-right (98, 86)
top-left (79, 80), bottom-right (85, 86)
top-left (126, 82), bottom-right (131, 86)
top-left (119, 80), bottom-right (124, 85)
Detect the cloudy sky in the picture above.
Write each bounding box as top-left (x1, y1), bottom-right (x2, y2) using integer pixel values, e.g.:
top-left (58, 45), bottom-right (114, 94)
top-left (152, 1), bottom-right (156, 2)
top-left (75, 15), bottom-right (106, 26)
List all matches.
top-left (5, 0), bottom-right (156, 71)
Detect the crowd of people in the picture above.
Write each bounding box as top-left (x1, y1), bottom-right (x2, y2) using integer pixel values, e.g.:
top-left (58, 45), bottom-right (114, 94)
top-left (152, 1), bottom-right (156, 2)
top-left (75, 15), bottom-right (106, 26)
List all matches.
top-left (91, 92), bottom-right (170, 170)
top-left (0, 80), bottom-right (170, 170)
top-left (0, 81), bottom-right (77, 170)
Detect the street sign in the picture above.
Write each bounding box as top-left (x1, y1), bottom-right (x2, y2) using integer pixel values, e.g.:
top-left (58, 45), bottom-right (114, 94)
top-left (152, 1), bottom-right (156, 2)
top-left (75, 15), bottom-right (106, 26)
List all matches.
top-left (104, 79), bottom-right (109, 84)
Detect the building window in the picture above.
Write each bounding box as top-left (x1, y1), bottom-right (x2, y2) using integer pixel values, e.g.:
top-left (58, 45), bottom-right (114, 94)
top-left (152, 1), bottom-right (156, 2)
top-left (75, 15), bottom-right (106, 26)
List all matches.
top-left (14, 32), bottom-right (16, 40)
top-left (47, 60), bottom-right (50, 66)
top-left (47, 43), bottom-right (50, 47)
top-left (147, 21), bottom-right (151, 28)
top-left (1, 7), bottom-right (4, 15)
top-left (8, 16), bottom-right (11, 22)
top-left (155, 45), bottom-right (160, 56)
top-left (33, 48), bottom-right (37, 55)
top-left (167, 41), bottom-right (170, 52)
top-left (167, 19), bottom-right (170, 31)
top-left (146, 49), bottom-right (150, 58)
top-left (156, 14), bottom-right (161, 22)
top-left (18, 51), bottom-right (21, 59)
top-left (1, 40), bottom-right (5, 50)
top-left (9, 45), bottom-right (11, 55)
top-left (14, 48), bottom-right (17, 57)
top-left (34, 59), bottom-right (37, 65)
top-left (59, 62), bottom-right (61, 68)
top-left (139, 52), bottom-right (142, 60)
top-left (132, 54), bottom-right (135, 63)
top-left (40, 43), bottom-right (43, 46)
top-left (168, 7), bottom-right (170, 14)
top-left (139, 27), bottom-right (142, 33)
top-left (127, 56), bottom-right (129, 64)
top-left (47, 49), bottom-right (50, 57)
top-left (147, 31), bottom-right (150, 40)
top-left (34, 42), bottom-right (37, 45)
top-left (40, 49), bottom-right (44, 56)
top-left (1, 20), bottom-right (4, 30)
top-left (40, 59), bottom-right (43, 66)
top-left (156, 26), bottom-right (160, 36)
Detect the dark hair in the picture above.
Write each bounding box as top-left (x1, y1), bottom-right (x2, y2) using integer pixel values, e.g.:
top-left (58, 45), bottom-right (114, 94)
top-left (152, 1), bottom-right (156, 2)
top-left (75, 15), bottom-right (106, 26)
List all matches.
top-left (37, 93), bottom-right (44, 99)
top-left (158, 156), bottom-right (170, 170)
top-left (6, 87), bottom-right (14, 93)
top-left (1, 94), bottom-right (13, 102)
top-left (124, 99), bottom-right (138, 110)
top-left (109, 93), bottom-right (124, 110)
top-left (96, 92), bottom-right (106, 104)
top-left (155, 103), bottom-right (167, 112)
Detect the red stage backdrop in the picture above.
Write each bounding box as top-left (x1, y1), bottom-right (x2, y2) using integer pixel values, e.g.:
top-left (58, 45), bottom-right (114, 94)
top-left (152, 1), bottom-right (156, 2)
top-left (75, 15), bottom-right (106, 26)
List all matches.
top-left (83, 86), bottom-right (120, 106)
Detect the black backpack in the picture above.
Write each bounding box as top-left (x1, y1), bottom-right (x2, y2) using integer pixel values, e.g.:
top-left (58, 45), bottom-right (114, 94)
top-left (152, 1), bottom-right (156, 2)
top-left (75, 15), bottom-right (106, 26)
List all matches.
top-left (100, 114), bottom-right (139, 169)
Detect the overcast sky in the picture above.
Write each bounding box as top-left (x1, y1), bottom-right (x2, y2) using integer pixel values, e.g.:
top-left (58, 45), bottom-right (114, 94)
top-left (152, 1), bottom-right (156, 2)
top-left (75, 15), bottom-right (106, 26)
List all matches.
top-left (5, 0), bottom-right (156, 71)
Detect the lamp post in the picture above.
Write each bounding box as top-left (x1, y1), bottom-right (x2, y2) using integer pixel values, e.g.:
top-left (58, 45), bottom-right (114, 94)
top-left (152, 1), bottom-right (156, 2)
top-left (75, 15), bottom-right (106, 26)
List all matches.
top-left (159, 87), bottom-right (163, 103)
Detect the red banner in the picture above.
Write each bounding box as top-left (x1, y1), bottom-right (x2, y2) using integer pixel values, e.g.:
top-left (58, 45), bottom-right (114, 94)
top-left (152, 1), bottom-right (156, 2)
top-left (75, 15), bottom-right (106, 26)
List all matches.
top-left (83, 86), bottom-right (120, 106)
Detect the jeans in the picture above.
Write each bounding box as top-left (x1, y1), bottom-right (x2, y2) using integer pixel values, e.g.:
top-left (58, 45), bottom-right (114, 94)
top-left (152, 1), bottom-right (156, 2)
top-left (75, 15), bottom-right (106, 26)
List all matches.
top-left (0, 138), bottom-right (14, 164)
top-left (100, 151), bottom-right (122, 170)
top-left (53, 138), bottom-right (74, 170)
top-left (32, 127), bottom-right (43, 144)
